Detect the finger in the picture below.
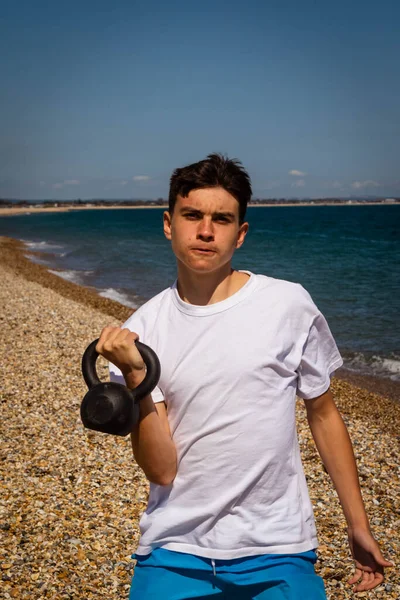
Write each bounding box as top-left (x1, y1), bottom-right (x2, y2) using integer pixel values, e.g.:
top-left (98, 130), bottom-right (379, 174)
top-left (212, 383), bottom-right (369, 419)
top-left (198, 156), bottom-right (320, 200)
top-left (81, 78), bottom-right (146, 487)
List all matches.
top-left (348, 568), bottom-right (362, 585)
top-left (357, 570), bottom-right (380, 592)
top-left (121, 329), bottom-right (139, 344)
top-left (110, 330), bottom-right (140, 355)
top-left (109, 329), bottom-right (139, 350)
top-left (354, 569), bottom-right (373, 592)
top-left (368, 544), bottom-right (394, 568)
top-left (374, 554), bottom-right (394, 567)
top-left (113, 328), bottom-right (133, 344)
top-left (365, 571), bottom-right (376, 588)
top-left (363, 571), bottom-right (384, 591)
top-left (96, 326), bottom-right (119, 352)
top-left (98, 329), bottom-right (121, 353)
top-left (103, 327), bottom-right (133, 352)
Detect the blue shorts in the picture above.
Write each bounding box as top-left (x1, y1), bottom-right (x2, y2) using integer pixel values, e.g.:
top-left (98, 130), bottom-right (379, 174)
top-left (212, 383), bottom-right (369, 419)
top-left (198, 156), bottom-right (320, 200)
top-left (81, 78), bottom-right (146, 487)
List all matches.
top-left (130, 548), bottom-right (327, 599)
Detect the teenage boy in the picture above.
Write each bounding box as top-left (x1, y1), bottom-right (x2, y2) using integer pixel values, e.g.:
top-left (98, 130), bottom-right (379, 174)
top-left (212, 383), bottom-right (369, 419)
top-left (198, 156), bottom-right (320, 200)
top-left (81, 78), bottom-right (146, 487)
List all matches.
top-left (97, 154), bottom-right (392, 599)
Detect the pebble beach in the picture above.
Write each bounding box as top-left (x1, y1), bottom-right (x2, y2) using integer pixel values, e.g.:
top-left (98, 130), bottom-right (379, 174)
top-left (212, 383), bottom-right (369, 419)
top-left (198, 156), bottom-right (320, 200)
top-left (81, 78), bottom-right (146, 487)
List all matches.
top-left (1, 236), bottom-right (399, 599)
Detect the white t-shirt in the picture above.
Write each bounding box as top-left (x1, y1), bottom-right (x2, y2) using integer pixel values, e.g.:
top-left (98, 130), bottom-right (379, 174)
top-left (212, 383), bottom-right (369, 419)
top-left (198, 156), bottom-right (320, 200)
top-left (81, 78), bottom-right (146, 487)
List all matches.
top-left (109, 272), bottom-right (343, 560)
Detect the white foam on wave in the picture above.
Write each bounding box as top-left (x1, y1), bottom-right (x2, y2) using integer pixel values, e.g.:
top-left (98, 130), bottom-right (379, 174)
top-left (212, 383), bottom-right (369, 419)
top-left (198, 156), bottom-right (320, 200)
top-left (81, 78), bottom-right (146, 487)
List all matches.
top-left (40, 266), bottom-right (141, 309)
top-left (23, 240), bottom-right (64, 251)
top-left (99, 288), bottom-right (140, 309)
top-left (24, 253), bottom-right (53, 266)
top-left (344, 352), bottom-right (400, 381)
top-left (48, 269), bottom-right (93, 285)
top-left (372, 356), bottom-right (400, 376)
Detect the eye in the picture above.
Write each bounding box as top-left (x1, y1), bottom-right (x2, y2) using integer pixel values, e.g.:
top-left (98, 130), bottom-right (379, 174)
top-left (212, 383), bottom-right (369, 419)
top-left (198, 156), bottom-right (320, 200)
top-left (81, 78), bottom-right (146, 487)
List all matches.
top-left (184, 212), bottom-right (201, 220)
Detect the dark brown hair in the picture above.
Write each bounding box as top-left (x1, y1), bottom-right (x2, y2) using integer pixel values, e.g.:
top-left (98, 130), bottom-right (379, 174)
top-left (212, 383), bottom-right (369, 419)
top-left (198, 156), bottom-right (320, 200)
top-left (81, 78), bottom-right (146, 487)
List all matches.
top-left (168, 153), bottom-right (252, 224)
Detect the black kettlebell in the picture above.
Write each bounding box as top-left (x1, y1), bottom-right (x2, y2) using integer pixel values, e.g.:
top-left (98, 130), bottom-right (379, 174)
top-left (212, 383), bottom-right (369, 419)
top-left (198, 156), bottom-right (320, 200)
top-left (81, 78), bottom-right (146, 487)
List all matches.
top-left (80, 338), bottom-right (161, 436)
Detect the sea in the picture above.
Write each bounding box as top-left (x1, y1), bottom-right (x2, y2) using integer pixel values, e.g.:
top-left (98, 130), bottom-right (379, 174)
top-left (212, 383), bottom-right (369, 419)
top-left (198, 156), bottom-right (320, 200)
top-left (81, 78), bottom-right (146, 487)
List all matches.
top-left (1, 204), bottom-right (399, 382)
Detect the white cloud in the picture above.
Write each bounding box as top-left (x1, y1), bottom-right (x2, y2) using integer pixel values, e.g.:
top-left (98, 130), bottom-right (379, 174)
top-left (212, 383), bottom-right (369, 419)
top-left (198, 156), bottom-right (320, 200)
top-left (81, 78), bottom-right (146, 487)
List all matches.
top-left (120, 180), bottom-right (128, 186)
top-left (291, 179), bottom-right (305, 188)
top-left (331, 181), bottom-right (342, 189)
top-left (289, 170), bottom-right (306, 177)
top-left (39, 181), bottom-right (46, 187)
top-left (258, 180), bottom-right (281, 190)
top-left (52, 179), bottom-right (80, 189)
top-left (132, 175), bottom-right (150, 182)
top-left (351, 180), bottom-right (380, 190)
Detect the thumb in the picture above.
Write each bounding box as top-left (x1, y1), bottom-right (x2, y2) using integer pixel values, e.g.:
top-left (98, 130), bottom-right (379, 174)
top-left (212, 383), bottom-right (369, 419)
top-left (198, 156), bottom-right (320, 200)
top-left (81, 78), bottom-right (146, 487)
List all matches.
top-left (378, 558), bottom-right (394, 567)
top-left (372, 549), bottom-right (394, 568)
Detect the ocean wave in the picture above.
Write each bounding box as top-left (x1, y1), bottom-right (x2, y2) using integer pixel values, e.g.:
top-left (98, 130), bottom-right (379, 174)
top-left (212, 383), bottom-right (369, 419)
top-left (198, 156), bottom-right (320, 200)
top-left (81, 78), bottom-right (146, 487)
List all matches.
top-left (22, 240), bottom-right (65, 251)
top-left (48, 269), bottom-right (93, 285)
top-left (99, 288), bottom-right (141, 309)
top-left (338, 235), bottom-right (395, 245)
top-left (24, 253), bottom-right (53, 266)
top-left (343, 352), bottom-right (400, 381)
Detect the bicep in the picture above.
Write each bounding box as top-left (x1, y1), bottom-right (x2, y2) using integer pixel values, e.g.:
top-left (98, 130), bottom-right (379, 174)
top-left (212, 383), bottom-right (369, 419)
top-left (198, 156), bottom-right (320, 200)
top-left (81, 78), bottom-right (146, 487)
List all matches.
top-left (303, 387), bottom-right (338, 422)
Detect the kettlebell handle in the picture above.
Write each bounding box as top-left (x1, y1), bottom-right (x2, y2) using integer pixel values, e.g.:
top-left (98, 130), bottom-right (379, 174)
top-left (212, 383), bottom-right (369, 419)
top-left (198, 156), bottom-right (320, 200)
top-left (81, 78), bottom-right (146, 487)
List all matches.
top-left (82, 338), bottom-right (161, 401)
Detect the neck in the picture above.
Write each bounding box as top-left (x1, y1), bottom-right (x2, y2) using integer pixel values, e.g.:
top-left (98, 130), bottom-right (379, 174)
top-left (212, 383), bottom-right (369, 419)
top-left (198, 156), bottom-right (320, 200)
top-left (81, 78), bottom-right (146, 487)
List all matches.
top-left (176, 265), bottom-right (249, 305)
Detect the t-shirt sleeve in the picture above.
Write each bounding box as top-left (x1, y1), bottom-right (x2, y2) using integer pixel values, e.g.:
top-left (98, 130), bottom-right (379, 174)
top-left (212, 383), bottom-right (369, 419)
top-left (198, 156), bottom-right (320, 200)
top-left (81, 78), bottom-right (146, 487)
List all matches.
top-left (108, 311), bottom-right (165, 404)
top-left (296, 310), bottom-right (343, 400)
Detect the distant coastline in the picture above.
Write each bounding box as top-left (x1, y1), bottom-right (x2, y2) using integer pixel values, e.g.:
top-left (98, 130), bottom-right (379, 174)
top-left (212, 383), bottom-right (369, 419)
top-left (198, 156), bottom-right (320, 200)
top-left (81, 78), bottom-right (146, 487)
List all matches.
top-left (0, 197), bottom-right (399, 216)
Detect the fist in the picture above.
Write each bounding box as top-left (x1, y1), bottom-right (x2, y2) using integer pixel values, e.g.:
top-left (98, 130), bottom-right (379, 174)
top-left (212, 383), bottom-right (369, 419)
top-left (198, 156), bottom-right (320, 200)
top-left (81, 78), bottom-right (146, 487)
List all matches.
top-left (95, 326), bottom-right (145, 376)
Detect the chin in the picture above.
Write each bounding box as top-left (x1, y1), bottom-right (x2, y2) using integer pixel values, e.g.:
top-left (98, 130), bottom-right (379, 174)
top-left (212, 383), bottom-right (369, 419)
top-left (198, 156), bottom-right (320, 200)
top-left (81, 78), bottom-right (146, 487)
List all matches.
top-left (191, 260), bottom-right (230, 274)
top-left (177, 255), bottom-right (230, 275)
top-left (190, 264), bottom-right (217, 273)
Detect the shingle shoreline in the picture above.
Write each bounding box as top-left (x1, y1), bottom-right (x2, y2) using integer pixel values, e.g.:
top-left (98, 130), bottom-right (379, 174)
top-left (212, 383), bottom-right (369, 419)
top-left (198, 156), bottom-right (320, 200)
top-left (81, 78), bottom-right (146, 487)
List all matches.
top-left (1, 236), bottom-right (398, 598)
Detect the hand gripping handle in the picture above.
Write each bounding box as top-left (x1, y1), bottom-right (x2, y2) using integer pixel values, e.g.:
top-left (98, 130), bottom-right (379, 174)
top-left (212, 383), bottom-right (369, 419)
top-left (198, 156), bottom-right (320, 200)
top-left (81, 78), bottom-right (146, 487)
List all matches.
top-left (81, 338), bottom-right (161, 401)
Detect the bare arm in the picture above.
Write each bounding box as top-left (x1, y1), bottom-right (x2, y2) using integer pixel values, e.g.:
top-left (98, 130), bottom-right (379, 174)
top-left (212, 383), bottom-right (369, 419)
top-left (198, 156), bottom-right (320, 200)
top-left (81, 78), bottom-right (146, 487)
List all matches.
top-left (305, 388), bottom-right (368, 528)
top-left (305, 388), bottom-right (393, 592)
top-left (97, 326), bottom-right (177, 486)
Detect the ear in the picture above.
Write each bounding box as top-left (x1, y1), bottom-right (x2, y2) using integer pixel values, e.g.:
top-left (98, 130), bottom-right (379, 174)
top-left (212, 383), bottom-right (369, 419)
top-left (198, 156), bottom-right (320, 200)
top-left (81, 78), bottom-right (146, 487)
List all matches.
top-left (163, 211), bottom-right (172, 240)
top-left (235, 222), bottom-right (249, 249)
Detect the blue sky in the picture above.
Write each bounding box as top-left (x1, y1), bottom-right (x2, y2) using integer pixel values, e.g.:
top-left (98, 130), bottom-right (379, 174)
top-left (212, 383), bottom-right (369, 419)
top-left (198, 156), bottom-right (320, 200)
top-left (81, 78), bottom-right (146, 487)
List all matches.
top-left (1, 0), bottom-right (399, 200)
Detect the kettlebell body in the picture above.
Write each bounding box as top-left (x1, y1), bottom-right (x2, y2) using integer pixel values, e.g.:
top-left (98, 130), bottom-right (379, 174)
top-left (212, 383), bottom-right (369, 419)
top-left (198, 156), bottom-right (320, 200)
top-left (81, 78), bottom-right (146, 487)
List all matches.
top-left (80, 339), bottom-right (161, 436)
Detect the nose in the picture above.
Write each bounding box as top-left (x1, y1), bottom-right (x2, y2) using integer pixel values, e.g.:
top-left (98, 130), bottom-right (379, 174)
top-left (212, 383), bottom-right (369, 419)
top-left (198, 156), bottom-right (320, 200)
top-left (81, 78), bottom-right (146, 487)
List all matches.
top-left (196, 217), bottom-right (214, 241)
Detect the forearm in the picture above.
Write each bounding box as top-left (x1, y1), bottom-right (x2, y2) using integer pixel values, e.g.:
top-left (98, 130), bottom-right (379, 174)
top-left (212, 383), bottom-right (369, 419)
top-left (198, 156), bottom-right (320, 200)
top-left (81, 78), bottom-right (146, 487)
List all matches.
top-left (124, 372), bottom-right (177, 486)
top-left (307, 403), bottom-right (370, 531)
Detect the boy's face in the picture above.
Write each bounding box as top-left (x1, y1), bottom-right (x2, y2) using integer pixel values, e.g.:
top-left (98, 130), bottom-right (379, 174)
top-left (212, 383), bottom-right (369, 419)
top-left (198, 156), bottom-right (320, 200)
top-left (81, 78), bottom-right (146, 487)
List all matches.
top-left (163, 187), bottom-right (248, 276)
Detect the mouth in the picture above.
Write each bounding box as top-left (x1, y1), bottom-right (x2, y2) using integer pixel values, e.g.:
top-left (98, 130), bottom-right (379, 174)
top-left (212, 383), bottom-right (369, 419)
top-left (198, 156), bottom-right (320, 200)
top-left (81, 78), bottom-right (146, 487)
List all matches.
top-left (191, 247), bottom-right (216, 254)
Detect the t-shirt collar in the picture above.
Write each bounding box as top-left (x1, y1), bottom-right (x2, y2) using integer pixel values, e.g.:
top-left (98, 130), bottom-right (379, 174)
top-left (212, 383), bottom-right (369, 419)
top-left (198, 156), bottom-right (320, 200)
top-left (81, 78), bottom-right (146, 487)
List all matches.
top-left (171, 271), bottom-right (257, 316)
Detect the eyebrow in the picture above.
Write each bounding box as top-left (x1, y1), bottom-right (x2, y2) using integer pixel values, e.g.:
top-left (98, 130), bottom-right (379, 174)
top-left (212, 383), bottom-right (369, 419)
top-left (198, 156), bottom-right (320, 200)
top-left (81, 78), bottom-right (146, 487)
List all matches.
top-left (180, 206), bottom-right (236, 219)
